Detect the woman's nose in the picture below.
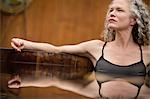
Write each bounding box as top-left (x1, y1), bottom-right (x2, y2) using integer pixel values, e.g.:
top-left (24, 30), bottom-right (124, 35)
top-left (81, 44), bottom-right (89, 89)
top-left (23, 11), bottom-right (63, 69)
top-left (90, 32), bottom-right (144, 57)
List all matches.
top-left (109, 10), bottom-right (116, 17)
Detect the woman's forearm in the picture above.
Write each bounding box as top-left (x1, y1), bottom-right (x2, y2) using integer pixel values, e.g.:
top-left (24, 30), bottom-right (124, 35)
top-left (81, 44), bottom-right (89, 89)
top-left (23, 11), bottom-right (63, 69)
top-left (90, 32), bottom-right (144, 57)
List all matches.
top-left (9, 76), bottom-right (99, 98)
top-left (54, 80), bottom-right (99, 98)
top-left (11, 38), bottom-right (59, 53)
top-left (23, 40), bottom-right (59, 53)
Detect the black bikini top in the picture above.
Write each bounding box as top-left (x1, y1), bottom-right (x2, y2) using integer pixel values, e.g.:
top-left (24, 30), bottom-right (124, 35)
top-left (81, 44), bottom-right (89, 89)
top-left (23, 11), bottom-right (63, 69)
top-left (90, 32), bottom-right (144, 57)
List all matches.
top-left (94, 42), bottom-right (146, 98)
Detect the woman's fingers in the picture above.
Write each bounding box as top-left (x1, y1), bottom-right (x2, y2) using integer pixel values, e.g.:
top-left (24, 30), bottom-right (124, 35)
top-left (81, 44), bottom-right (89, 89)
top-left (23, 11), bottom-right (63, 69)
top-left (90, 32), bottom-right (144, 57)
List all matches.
top-left (11, 42), bottom-right (21, 52)
top-left (8, 77), bottom-right (21, 84)
top-left (8, 83), bottom-right (20, 88)
top-left (11, 38), bottom-right (24, 51)
top-left (8, 75), bottom-right (21, 88)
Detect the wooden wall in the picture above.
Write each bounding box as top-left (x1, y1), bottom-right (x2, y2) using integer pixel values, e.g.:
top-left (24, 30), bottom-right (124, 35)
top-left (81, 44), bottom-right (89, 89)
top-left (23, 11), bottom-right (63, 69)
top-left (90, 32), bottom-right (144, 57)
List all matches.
top-left (0, 0), bottom-right (149, 47)
top-left (0, 0), bottom-right (111, 47)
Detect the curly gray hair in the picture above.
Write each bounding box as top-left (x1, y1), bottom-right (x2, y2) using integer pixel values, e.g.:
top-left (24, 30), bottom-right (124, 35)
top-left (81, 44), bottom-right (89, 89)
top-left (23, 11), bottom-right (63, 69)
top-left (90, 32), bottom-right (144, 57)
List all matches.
top-left (103, 0), bottom-right (150, 45)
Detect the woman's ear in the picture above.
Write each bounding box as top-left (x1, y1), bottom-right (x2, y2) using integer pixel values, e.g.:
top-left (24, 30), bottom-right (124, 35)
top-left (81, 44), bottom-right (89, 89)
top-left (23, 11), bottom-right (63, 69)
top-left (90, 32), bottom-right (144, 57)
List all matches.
top-left (130, 16), bottom-right (137, 26)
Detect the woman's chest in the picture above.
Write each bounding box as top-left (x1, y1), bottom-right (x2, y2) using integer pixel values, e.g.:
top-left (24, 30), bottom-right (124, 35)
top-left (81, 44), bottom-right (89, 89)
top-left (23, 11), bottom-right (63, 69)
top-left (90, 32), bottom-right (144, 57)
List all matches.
top-left (104, 51), bottom-right (141, 66)
top-left (90, 44), bottom-right (149, 67)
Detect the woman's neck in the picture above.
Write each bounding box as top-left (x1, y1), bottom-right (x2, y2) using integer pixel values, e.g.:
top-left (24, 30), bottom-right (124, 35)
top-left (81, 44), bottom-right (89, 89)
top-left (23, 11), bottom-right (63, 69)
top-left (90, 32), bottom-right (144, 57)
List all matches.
top-left (113, 29), bottom-right (136, 49)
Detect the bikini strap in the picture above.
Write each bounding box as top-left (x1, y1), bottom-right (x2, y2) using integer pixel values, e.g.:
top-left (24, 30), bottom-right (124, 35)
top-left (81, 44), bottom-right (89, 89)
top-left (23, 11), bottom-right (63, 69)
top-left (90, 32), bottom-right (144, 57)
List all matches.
top-left (102, 42), bottom-right (107, 57)
top-left (134, 86), bottom-right (141, 99)
top-left (139, 45), bottom-right (143, 62)
top-left (97, 81), bottom-right (103, 98)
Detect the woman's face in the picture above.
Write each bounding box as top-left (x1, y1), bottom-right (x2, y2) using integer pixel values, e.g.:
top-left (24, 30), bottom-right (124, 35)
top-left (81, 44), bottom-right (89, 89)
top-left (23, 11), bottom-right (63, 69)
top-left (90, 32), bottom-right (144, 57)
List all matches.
top-left (106, 0), bottom-right (135, 31)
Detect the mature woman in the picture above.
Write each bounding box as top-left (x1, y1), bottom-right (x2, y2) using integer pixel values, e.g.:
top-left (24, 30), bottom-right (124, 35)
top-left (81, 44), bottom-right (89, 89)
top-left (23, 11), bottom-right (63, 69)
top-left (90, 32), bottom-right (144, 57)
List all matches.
top-left (10, 0), bottom-right (150, 98)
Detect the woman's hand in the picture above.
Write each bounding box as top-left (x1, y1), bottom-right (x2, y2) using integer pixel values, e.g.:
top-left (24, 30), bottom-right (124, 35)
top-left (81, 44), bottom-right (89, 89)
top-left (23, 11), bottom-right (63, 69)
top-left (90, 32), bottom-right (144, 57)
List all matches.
top-left (11, 38), bottom-right (25, 51)
top-left (8, 75), bottom-right (21, 88)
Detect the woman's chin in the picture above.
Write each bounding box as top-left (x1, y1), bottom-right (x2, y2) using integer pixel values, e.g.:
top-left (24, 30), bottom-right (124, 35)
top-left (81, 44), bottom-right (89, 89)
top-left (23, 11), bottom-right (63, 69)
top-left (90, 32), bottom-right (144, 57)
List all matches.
top-left (107, 24), bottom-right (116, 28)
top-left (108, 26), bottom-right (117, 30)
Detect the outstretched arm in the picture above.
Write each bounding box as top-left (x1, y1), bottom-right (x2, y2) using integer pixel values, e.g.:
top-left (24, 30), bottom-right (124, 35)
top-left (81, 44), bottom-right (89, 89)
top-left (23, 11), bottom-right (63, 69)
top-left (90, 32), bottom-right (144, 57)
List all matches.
top-left (11, 38), bottom-right (104, 63)
top-left (11, 38), bottom-right (96, 57)
top-left (8, 73), bottom-right (99, 98)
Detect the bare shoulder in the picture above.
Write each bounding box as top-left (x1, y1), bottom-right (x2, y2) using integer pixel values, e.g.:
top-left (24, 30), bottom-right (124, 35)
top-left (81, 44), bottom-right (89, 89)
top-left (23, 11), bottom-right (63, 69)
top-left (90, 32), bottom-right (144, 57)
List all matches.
top-left (79, 39), bottom-right (105, 61)
top-left (142, 45), bottom-right (150, 65)
top-left (79, 39), bottom-right (104, 47)
top-left (143, 45), bottom-right (150, 55)
top-left (79, 39), bottom-right (105, 53)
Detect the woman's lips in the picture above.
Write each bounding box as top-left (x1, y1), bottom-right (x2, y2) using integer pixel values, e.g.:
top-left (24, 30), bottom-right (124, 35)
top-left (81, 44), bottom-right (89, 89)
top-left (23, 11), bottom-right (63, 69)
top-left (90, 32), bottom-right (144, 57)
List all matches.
top-left (108, 19), bottom-right (117, 22)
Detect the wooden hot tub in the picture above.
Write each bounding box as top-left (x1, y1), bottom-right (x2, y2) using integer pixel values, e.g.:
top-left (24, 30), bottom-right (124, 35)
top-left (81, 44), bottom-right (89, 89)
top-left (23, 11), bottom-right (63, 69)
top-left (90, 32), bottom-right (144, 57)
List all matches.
top-left (0, 48), bottom-right (94, 99)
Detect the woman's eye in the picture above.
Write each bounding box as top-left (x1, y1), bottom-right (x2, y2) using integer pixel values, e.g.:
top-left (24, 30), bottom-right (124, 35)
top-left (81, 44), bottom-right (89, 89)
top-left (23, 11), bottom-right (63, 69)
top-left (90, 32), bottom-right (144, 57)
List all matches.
top-left (117, 9), bottom-right (123, 12)
top-left (109, 9), bottom-right (113, 12)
